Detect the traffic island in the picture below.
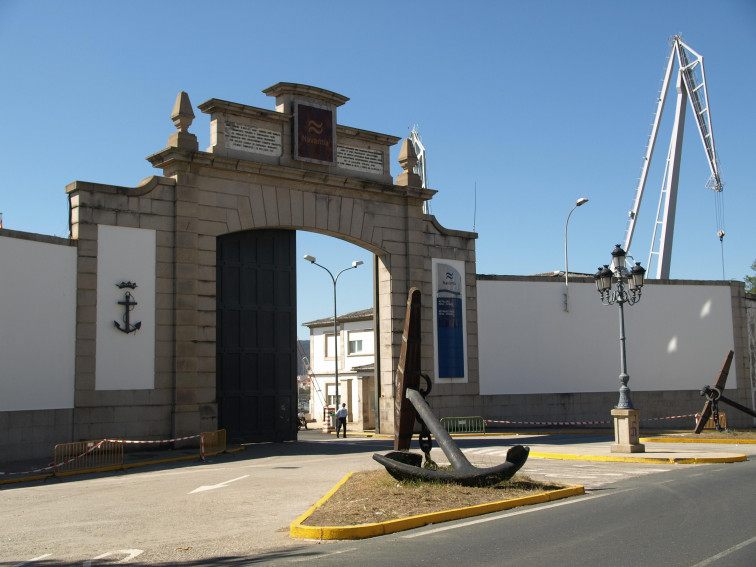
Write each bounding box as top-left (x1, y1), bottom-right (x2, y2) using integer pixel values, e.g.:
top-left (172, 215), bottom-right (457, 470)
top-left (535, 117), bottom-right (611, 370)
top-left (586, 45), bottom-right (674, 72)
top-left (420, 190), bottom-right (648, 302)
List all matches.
top-left (290, 470), bottom-right (584, 540)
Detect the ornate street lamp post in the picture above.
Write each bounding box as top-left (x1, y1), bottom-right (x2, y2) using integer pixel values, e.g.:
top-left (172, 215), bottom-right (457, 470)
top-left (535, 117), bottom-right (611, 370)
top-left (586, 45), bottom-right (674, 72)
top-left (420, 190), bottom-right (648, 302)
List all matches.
top-left (594, 245), bottom-right (646, 453)
top-left (303, 255), bottom-right (363, 413)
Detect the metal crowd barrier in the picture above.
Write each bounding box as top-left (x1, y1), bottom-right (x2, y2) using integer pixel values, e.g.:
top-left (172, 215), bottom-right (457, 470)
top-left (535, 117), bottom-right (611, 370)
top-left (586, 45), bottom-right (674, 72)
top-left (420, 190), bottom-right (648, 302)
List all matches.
top-left (201, 429), bottom-right (227, 457)
top-left (51, 430), bottom-right (228, 476)
top-left (440, 416), bottom-right (486, 434)
top-left (695, 412), bottom-right (727, 430)
top-left (53, 440), bottom-right (124, 475)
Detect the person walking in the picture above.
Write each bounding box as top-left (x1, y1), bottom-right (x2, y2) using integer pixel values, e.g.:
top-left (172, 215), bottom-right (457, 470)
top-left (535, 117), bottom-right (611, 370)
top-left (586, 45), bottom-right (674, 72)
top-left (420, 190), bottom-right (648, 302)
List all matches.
top-left (335, 403), bottom-right (348, 438)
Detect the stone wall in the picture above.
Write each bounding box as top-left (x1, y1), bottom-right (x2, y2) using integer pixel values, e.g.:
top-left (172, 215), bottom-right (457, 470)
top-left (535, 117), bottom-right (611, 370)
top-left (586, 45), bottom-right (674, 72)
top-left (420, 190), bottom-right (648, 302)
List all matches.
top-left (474, 275), bottom-right (754, 430)
top-left (0, 230), bottom-right (77, 463)
top-left (65, 86), bottom-right (478, 441)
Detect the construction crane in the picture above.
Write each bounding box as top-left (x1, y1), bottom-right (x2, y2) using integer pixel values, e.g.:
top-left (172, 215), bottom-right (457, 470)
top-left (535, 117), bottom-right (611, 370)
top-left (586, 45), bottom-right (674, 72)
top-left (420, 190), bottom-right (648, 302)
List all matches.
top-left (623, 35), bottom-right (725, 279)
top-left (409, 125), bottom-right (431, 215)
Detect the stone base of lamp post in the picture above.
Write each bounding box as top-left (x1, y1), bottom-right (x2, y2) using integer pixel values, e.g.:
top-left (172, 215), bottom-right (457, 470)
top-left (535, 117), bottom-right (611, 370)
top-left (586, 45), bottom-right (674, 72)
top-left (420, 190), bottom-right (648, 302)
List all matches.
top-left (610, 408), bottom-right (645, 453)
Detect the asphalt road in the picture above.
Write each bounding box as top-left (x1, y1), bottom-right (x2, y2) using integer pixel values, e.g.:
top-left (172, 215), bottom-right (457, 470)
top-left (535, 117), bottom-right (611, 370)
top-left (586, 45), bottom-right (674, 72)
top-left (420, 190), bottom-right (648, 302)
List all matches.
top-left (2, 433), bottom-right (754, 566)
top-left (286, 458), bottom-right (756, 567)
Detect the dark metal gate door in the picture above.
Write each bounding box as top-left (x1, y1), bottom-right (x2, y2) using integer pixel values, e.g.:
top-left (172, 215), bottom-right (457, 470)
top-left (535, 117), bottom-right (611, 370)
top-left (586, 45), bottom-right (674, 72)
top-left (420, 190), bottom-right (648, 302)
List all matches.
top-left (216, 229), bottom-right (297, 443)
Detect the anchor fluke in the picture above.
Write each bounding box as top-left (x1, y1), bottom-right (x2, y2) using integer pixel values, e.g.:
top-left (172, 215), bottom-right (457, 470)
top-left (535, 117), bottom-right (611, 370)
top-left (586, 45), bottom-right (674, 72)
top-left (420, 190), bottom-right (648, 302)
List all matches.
top-left (373, 445), bottom-right (529, 487)
top-left (374, 387), bottom-right (529, 487)
top-left (374, 288), bottom-right (529, 487)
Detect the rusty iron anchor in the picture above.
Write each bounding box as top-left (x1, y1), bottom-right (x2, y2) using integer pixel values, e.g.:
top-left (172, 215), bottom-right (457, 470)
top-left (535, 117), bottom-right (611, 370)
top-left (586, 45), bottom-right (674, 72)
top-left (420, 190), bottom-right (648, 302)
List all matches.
top-left (695, 350), bottom-right (756, 432)
top-left (375, 286), bottom-right (528, 486)
top-left (373, 387), bottom-right (529, 487)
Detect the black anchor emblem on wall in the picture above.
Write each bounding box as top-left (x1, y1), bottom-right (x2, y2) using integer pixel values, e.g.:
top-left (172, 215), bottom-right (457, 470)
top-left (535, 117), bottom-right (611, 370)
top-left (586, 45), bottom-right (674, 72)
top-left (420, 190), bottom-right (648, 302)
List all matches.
top-left (114, 281), bottom-right (142, 334)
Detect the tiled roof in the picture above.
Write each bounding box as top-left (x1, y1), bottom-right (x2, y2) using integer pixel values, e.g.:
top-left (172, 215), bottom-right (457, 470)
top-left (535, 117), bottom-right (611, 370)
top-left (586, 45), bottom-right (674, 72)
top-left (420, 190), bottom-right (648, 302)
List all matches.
top-left (302, 307), bottom-right (373, 327)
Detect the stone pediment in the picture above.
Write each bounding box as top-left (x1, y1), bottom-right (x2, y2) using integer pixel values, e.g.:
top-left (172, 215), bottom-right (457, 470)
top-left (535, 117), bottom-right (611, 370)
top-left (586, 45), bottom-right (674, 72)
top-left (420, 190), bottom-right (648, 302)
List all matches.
top-left (195, 84), bottom-right (400, 184)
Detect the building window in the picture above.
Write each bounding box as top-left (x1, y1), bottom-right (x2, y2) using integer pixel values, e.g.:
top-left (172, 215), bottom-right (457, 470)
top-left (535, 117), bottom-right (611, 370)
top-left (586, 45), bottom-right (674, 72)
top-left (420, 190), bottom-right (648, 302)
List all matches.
top-left (326, 384), bottom-right (339, 407)
top-left (324, 333), bottom-right (335, 358)
top-left (348, 339), bottom-right (363, 354)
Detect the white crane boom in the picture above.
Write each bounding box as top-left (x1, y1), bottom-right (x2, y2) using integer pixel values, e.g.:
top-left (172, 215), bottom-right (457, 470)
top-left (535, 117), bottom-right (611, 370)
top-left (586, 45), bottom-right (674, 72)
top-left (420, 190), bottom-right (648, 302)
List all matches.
top-left (409, 126), bottom-right (430, 215)
top-left (622, 36), bottom-right (725, 279)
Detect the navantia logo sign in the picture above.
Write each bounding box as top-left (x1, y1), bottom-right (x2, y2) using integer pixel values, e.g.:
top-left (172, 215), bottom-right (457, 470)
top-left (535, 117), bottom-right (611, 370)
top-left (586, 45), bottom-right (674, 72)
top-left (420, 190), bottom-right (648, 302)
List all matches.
top-left (295, 103), bottom-right (334, 164)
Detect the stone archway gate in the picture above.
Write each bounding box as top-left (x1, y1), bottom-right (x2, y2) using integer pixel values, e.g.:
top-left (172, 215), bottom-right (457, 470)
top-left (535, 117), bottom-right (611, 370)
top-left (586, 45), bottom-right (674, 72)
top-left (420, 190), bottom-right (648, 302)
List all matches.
top-left (66, 83), bottom-right (478, 442)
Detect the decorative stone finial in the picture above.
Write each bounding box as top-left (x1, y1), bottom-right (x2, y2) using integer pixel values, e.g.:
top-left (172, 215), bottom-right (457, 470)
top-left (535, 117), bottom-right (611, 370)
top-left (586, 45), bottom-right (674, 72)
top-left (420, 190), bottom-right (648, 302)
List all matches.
top-left (171, 91), bottom-right (194, 131)
top-left (167, 91), bottom-right (198, 150)
top-left (396, 138), bottom-right (421, 187)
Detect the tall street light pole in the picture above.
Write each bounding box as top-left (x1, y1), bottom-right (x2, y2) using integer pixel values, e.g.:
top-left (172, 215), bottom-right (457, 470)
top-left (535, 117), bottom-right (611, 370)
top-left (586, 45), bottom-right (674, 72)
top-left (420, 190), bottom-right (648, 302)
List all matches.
top-left (594, 244), bottom-right (647, 453)
top-left (303, 255), bottom-right (363, 412)
top-left (564, 197), bottom-right (588, 312)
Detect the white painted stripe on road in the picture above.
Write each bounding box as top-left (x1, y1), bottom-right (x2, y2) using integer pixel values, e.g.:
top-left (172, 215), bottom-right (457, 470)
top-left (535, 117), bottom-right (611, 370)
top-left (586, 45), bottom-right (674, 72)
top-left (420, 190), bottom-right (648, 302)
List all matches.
top-left (12, 555), bottom-right (51, 566)
top-left (689, 534), bottom-right (756, 566)
top-left (190, 475), bottom-right (249, 494)
top-left (83, 550), bottom-right (144, 566)
top-left (464, 448), bottom-right (505, 455)
top-left (402, 489), bottom-right (635, 539)
top-left (290, 547), bottom-right (360, 562)
top-left (544, 474), bottom-right (598, 479)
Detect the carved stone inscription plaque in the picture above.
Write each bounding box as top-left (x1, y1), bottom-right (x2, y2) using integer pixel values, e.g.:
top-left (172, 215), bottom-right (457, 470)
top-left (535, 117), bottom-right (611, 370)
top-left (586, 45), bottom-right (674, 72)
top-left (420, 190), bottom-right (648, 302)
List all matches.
top-left (337, 145), bottom-right (383, 174)
top-left (225, 121), bottom-right (282, 156)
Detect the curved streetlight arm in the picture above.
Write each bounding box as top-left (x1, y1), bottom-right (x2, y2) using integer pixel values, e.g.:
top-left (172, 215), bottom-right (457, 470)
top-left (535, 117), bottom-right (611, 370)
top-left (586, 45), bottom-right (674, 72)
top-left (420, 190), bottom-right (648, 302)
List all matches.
top-left (564, 198), bottom-right (588, 312)
top-left (303, 256), bottom-right (363, 411)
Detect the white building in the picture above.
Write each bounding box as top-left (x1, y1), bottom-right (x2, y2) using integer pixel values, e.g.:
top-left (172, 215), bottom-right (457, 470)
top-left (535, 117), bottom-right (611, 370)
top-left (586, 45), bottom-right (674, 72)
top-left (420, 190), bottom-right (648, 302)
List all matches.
top-left (302, 309), bottom-right (376, 431)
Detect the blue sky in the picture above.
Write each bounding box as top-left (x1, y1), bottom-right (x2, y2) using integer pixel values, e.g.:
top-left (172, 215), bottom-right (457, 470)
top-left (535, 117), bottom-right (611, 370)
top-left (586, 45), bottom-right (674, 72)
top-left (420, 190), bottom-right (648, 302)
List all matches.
top-left (1, 0), bottom-right (754, 338)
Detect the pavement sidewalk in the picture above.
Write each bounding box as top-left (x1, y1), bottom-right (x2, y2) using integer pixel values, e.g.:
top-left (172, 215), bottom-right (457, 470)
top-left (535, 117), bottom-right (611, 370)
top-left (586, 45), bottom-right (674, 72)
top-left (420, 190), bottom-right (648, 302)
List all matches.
top-left (2, 428), bottom-right (753, 557)
top-left (2, 429), bottom-right (752, 485)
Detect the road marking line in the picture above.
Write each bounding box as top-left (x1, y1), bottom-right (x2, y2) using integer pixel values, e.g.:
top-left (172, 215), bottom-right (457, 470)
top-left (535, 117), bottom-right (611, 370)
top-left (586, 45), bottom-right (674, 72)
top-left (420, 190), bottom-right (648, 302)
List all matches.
top-left (689, 534), bottom-right (756, 566)
top-left (290, 547), bottom-right (359, 562)
top-left (83, 549), bottom-right (144, 566)
top-left (190, 475), bottom-right (249, 494)
top-left (463, 448), bottom-right (505, 455)
top-left (12, 555), bottom-right (51, 567)
top-left (544, 474), bottom-right (598, 479)
top-left (402, 489), bottom-right (634, 538)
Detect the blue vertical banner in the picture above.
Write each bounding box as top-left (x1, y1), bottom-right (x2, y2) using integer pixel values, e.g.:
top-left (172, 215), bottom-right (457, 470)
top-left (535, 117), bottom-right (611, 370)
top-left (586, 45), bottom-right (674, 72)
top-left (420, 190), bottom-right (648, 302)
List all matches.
top-left (432, 259), bottom-right (468, 382)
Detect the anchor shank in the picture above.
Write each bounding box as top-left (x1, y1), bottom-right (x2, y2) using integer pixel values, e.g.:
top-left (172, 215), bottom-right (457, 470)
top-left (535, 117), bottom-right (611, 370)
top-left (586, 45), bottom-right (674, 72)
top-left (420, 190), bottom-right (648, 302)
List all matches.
top-left (406, 388), bottom-right (473, 472)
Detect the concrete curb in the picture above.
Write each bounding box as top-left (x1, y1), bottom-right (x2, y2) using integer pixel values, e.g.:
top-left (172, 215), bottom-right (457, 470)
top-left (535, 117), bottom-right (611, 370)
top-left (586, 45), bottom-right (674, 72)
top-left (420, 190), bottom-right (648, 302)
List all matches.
top-left (528, 451), bottom-right (747, 464)
top-left (0, 446), bottom-right (246, 486)
top-left (290, 473), bottom-right (585, 541)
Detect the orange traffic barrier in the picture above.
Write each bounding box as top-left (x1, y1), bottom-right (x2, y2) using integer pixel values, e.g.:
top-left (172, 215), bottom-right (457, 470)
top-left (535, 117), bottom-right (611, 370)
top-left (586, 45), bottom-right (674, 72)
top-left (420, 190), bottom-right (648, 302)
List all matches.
top-left (201, 429), bottom-right (227, 457)
top-left (53, 440), bottom-right (124, 475)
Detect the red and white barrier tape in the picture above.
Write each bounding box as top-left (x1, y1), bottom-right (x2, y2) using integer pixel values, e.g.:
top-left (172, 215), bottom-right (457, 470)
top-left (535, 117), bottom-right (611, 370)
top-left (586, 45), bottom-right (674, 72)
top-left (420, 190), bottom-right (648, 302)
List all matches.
top-left (103, 435), bottom-right (201, 444)
top-left (1, 435), bottom-right (203, 477)
top-left (0, 440), bottom-right (106, 477)
top-left (641, 414), bottom-right (697, 421)
top-left (486, 419), bottom-right (611, 426)
top-left (485, 413), bottom-right (697, 427)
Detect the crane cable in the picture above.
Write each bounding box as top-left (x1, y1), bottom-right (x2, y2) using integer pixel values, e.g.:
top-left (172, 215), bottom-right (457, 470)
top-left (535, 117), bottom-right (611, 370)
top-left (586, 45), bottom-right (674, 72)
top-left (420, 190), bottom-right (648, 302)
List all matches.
top-left (714, 186), bottom-right (726, 280)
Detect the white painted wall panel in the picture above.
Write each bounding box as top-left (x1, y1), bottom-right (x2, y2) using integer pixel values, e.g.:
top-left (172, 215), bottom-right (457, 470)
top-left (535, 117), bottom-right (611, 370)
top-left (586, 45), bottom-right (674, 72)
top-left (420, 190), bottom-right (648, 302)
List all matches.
top-left (95, 226), bottom-right (156, 390)
top-left (0, 236), bottom-right (76, 410)
top-left (478, 279), bottom-right (735, 395)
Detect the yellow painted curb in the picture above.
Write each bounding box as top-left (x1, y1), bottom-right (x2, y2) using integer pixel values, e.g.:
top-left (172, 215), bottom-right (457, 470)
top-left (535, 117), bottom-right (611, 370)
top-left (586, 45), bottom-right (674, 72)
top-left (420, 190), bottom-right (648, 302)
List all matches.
top-left (528, 451), bottom-right (747, 464)
top-left (290, 474), bottom-right (585, 540)
top-left (0, 473), bottom-right (52, 485)
top-left (640, 437), bottom-right (756, 444)
top-left (0, 446), bottom-right (246, 485)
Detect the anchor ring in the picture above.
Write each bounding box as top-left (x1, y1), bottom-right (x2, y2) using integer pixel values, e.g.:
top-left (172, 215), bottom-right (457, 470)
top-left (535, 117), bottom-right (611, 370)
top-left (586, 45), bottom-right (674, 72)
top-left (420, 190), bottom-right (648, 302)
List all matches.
top-left (418, 373), bottom-right (432, 398)
top-left (701, 386), bottom-right (721, 401)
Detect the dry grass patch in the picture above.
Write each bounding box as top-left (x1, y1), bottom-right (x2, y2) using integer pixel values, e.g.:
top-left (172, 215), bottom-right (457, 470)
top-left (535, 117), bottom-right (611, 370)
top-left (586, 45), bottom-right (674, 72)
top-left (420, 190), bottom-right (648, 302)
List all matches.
top-left (304, 470), bottom-right (566, 527)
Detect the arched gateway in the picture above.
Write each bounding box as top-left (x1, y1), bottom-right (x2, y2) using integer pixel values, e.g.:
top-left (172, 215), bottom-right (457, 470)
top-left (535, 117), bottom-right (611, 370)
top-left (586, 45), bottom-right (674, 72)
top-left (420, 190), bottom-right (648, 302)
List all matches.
top-left (66, 84), bottom-right (478, 443)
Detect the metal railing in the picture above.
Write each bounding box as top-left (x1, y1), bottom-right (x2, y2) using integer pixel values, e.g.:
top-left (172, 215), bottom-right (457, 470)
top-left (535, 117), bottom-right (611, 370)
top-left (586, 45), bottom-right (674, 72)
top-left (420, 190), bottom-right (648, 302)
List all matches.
top-left (695, 412), bottom-right (727, 430)
top-left (201, 429), bottom-right (227, 457)
top-left (440, 416), bottom-right (486, 434)
top-left (53, 440), bottom-right (124, 475)
top-left (51, 430), bottom-right (228, 476)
